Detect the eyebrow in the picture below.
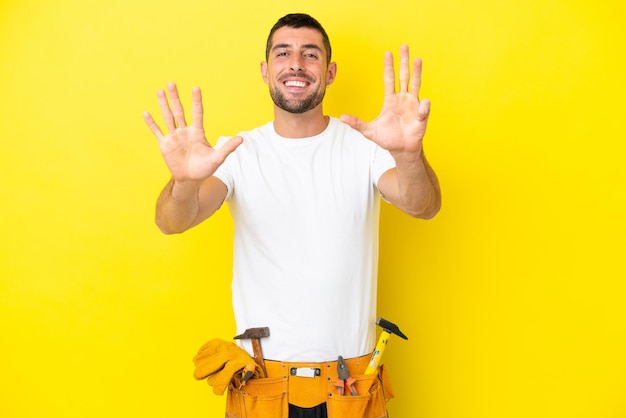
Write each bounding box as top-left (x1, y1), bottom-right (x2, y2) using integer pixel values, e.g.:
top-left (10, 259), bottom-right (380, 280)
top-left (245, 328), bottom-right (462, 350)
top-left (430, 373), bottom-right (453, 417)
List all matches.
top-left (272, 43), bottom-right (323, 53)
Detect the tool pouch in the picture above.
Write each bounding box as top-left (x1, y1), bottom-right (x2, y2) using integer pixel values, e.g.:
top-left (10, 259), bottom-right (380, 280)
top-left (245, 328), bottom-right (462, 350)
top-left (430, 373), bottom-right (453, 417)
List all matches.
top-left (224, 362), bottom-right (393, 418)
top-left (226, 375), bottom-right (289, 418)
top-left (326, 365), bottom-right (394, 418)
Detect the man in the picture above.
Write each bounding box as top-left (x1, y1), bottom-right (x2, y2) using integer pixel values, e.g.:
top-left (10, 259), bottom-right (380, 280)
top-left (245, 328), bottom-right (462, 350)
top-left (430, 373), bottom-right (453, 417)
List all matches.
top-left (144, 13), bottom-right (440, 418)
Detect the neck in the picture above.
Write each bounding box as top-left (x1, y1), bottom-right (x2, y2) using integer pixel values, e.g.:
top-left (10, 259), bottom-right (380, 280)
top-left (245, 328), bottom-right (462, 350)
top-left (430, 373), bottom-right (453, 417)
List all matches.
top-left (272, 106), bottom-right (329, 138)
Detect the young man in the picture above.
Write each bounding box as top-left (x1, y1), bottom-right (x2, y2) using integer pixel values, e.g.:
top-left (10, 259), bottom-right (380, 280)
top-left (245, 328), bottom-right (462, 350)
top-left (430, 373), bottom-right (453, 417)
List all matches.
top-left (144, 13), bottom-right (440, 418)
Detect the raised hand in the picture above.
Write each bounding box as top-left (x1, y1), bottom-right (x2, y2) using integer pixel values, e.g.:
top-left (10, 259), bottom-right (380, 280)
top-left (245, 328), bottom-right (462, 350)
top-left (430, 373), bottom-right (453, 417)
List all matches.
top-left (340, 45), bottom-right (430, 156)
top-left (143, 82), bottom-right (243, 182)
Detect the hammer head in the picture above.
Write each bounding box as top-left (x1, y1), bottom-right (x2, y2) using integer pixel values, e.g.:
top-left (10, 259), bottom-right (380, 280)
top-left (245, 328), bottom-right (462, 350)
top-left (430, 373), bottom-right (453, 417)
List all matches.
top-left (376, 318), bottom-right (408, 340)
top-left (234, 327), bottom-right (270, 340)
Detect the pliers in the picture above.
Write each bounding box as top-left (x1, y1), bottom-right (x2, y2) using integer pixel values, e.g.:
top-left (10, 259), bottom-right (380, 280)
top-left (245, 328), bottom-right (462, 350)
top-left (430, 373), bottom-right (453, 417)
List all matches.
top-left (238, 362), bottom-right (257, 389)
top-left (334, 355), bottom-right (358, 396)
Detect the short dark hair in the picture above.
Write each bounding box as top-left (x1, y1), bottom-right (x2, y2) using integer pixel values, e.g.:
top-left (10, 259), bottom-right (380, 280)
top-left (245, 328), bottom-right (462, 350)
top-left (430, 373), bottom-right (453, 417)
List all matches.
top-left (265, 13), bottom-right (332, 65)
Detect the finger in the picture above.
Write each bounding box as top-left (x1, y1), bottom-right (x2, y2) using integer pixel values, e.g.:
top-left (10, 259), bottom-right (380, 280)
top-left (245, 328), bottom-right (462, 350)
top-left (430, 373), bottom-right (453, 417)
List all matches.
top-left (167, 82), bottom-right (187, 128)
top-left (399, 45), bottom-right (410, 93)
top-left (143, 111), bottom-right (165, 140)
top-left (216, 135), bottom-right (244, 158)
top-left (340, 114), bottom-right (371, 136)
top-left (339, 114), bottom-right (361, 130)
top-left (383, 51), bottom-right (396, 96)
top-left (191, 86), bottom-right (204, 130)
top-left (418, 98), bottom-right (431, 122)
top-left (410, 58), bottom-right (423, 99)
top-left (212, 136), bottom-right (244, 167)
top-left (157, 89), bottom-right (176, 132)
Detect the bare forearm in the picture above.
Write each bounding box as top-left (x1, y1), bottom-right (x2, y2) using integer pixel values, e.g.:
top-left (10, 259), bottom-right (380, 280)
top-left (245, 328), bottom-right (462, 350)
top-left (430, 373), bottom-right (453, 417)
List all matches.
top-left (391, 150), bottom-right (441, 219)
top-left (155, 178), bottom-right (203, 234)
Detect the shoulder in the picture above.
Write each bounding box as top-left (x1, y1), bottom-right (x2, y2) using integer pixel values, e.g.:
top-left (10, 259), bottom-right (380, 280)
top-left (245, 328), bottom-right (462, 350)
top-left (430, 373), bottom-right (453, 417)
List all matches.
top-left (328, 117), bottom-right (363, 138)
top-left (215, 122), bottom-right (273, 150)
top-left (240, 121), bottom-right (274, 140)
top-left (325, 117), bottom-right (378, 151)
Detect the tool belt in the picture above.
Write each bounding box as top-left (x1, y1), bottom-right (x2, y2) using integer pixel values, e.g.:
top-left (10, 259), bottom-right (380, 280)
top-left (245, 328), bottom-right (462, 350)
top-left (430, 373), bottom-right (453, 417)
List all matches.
top-left (225, 353), bottom-right (394, 418)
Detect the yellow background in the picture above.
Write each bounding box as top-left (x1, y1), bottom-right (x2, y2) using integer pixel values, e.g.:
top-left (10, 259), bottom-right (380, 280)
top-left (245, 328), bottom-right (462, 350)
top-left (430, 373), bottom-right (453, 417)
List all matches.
top-left (1, 0), bottom-right (624, 417)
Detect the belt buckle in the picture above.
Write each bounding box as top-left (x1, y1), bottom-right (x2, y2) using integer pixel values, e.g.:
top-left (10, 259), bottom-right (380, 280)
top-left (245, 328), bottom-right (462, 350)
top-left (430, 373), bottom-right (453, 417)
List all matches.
top-left (290, 367), bottom-right (321, 378)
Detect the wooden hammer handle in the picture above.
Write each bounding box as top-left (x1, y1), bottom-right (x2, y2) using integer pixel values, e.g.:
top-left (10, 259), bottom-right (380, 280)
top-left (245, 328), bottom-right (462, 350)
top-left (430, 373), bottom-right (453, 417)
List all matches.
top-left (251, 338), bottom-right (266, 373)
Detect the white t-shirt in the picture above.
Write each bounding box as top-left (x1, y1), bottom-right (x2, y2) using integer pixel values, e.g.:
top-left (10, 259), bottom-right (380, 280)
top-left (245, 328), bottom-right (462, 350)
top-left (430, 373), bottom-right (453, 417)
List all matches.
top-left (214, 117), bottom-right (396, 362)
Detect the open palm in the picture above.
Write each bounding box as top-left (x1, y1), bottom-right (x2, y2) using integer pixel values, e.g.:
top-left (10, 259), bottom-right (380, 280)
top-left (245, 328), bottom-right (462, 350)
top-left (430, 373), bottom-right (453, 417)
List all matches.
top-left (341, 45), bottom-right (430, 156)
top-left (143, 83), bottom-right (242, 182)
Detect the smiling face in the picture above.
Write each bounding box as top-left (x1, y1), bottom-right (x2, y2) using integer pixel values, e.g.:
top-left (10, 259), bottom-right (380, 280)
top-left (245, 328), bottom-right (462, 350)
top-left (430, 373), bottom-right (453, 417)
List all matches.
top-left (261, 26), bottom-right (337, 114)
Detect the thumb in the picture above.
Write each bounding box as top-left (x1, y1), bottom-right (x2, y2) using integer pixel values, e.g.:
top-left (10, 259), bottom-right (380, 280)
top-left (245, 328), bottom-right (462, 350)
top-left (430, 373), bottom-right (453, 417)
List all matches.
top-left (213, 135), bottom-right (244, 166)
top-left (216, 135), bottom-right (244, 156)
top-left (418, 99), bottom-right (431, 122)
top-left (340, 114), bottom-right (368, 133)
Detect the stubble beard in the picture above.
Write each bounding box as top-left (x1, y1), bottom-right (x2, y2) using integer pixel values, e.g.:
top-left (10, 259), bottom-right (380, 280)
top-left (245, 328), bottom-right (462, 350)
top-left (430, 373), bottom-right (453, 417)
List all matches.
top-left (269, 85), bottom-right (326, 114)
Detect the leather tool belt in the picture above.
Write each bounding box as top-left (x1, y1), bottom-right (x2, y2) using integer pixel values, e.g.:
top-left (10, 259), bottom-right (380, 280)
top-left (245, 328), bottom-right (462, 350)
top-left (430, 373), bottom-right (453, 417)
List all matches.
top-left (225, 353), bottom-right (394, 418)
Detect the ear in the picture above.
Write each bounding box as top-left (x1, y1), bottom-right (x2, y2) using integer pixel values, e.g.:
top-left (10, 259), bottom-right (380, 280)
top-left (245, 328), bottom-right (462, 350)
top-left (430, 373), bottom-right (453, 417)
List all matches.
top-left (326, 62), bottom-right (337, 86)
top-left (260, 61), bottom-right (269, 84)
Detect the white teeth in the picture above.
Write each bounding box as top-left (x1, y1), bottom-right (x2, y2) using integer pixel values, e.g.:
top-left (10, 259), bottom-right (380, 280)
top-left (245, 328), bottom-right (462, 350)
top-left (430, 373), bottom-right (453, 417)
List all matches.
top-left (284, 81), bottom-right (307, 87)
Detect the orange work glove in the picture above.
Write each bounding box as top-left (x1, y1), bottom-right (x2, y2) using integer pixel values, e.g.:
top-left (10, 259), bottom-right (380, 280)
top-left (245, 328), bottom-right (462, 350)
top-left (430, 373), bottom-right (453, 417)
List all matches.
top-left (192, 339), bottom-right (260, 395)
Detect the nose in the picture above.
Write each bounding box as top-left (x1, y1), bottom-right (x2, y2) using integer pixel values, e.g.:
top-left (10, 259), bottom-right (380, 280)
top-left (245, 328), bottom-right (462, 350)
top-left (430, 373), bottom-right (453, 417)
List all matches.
top-left (289, 55), bottom-right (305, 72)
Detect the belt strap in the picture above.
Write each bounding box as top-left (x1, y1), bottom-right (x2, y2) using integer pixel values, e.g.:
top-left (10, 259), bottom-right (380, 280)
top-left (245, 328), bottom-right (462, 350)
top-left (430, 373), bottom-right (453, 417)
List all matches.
top-left (263, 353), bottom-right (371, 408)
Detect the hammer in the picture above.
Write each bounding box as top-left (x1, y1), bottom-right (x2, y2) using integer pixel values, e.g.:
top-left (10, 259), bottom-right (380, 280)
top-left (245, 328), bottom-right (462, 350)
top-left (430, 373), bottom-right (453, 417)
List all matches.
top-left (365, 318), bottom-right (408, 374)
top-left (234, 327), bottom-right (270, 375)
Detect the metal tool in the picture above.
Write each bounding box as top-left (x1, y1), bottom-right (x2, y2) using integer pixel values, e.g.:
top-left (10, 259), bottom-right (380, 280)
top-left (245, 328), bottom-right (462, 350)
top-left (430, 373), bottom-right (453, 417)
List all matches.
top-left (334, 355), bottom-right (358, 396)
top-left (234, 327), bottom-right (270, 376)
top-left (365, 318), bottom-right (408, 374)
top-left (238, 363), bottom-right (256, 389)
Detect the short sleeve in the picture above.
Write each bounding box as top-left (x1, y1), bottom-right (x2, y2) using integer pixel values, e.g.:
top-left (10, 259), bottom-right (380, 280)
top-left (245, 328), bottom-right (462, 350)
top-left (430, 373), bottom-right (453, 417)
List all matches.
top-left (371, 145), bottom-right (396, 188)
top-left (212, 136), bottom-right (235, 200)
